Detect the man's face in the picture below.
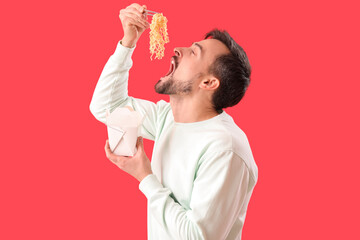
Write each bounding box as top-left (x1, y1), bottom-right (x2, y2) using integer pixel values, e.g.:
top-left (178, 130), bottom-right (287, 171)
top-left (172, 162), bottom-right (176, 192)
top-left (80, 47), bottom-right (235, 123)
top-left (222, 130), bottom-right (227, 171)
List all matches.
top-left (154, 39), bottom-right (230, 95)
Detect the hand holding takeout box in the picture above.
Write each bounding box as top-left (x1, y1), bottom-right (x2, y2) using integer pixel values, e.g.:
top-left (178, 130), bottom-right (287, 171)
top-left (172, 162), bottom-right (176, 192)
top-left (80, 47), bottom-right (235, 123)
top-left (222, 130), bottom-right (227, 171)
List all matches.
top-left (105, 107), bottom-right (145, 157)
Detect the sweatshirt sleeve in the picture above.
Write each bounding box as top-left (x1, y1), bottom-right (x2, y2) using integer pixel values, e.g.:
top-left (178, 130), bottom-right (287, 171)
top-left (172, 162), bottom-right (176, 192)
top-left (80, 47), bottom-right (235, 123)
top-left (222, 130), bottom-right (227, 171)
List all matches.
top-left (89, 40), bottom-right (168, 141)
top-left (139, 151), bottom-right (250, 239)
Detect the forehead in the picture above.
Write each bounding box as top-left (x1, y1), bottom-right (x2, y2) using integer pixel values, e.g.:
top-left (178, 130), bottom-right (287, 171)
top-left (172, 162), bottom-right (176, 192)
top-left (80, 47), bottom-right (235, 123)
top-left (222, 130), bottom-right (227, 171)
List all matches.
top-left (197, 38), bottom-right (230, 57)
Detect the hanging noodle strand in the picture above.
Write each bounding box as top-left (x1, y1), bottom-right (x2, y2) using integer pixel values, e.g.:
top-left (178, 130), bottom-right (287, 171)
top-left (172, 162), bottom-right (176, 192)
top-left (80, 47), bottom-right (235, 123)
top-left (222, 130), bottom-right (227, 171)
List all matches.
top-left (149, 13), bottom-right (169, 60)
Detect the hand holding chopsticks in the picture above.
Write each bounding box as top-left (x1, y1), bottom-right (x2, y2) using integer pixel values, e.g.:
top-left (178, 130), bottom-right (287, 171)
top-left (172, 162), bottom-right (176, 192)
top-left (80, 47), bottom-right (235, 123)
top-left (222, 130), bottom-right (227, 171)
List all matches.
top-left (119, 3), bottom-right (152, 48)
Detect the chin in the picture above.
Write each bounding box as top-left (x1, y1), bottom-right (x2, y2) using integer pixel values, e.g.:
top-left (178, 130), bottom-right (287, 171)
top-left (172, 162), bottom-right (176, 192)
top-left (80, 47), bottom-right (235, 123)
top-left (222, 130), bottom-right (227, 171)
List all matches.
top-left (154, 79), bottom-right (164, 93)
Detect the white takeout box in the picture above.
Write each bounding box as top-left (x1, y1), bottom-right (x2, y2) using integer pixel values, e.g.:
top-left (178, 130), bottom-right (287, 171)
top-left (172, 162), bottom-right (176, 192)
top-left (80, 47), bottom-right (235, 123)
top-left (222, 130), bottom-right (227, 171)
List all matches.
top-left (105, 107), bottom-right (145, 156)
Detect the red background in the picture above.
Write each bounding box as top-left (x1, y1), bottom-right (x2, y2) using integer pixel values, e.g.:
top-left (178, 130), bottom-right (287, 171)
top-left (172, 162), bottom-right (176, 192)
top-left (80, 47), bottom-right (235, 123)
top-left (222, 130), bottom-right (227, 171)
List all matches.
top-left (1, 0), bottom-right (359, 239)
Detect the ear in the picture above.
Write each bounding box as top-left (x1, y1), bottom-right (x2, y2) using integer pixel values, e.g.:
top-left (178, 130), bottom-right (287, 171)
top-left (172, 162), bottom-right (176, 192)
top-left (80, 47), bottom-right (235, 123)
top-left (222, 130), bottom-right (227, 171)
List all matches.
top-left (199, 76), bottom-right (220, 91)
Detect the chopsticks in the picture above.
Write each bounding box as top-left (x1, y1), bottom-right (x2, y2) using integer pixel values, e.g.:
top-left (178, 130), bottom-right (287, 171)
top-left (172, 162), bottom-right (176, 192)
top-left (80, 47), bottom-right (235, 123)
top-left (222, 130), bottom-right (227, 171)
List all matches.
top-left (145, 10), bottom-right (159, 16)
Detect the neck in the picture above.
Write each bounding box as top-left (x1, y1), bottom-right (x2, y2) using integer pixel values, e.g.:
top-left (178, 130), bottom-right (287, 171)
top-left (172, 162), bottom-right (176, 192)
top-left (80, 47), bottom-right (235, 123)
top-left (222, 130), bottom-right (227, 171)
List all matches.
top-left (169, 95), bottom-right (220, 123)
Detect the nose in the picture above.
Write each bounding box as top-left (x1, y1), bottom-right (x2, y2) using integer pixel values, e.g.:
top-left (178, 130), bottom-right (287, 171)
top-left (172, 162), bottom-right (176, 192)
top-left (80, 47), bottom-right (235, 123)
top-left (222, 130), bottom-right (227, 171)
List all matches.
top-left (174, 47), bottom-right (181, 57)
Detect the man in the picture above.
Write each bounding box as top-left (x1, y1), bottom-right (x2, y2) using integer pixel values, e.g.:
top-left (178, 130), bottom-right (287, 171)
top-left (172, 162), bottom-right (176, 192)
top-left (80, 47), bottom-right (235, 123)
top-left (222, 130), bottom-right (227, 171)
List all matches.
top-left (90, 3), bottom-right (258, 240)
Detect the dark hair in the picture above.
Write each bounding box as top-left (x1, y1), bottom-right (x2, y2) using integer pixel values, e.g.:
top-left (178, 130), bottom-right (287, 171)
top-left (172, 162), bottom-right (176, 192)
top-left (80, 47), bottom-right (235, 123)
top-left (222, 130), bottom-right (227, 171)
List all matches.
top-left (205, 29), bottom-right (252, 113)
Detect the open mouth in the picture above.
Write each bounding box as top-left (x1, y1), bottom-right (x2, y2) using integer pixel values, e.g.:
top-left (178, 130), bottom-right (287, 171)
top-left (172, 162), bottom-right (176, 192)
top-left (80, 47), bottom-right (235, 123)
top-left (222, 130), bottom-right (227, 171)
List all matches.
top-left (164, 57), bottom-right (176, 77)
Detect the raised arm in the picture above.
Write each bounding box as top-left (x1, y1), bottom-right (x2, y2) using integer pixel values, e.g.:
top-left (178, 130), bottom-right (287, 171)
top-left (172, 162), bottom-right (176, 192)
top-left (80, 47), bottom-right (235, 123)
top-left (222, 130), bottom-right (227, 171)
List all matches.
top-left (89, 3), bottom-right (167, 141)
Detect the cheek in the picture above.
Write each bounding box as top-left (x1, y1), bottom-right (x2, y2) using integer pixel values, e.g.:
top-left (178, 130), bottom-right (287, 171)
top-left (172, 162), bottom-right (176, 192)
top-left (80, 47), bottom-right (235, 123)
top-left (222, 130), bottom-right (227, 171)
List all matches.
top-left (175, 62), bottom-right (198, 78)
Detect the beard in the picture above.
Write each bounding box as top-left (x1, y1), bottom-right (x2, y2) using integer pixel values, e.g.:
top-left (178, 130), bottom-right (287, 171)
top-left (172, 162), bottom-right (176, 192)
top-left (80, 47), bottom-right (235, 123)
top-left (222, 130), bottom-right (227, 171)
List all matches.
top-left (154, 75), bottom-right (194, 95)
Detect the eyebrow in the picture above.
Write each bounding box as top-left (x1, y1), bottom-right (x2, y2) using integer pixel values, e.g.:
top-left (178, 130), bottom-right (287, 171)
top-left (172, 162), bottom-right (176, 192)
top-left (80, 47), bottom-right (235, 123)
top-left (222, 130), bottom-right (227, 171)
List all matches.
top-left (192, 42), bottom-right (203, 55)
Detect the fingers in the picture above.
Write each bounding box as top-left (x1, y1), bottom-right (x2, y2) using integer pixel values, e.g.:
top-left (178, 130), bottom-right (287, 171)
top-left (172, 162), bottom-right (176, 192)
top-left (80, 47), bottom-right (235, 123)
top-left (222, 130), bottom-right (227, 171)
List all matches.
top-left (127, 3), bottom-right (146, 13)
top-left (120, 9), bottom-right (149, 29)
top-left (126, 5), bottom-right (146, 18)
top-left (104, 140), bottom-right (116, 162)
top-left (123, 10), bottom-right (149, 28)
top-left (104, 140), bottom-right (129, 164)
top-left (104, 139), bottom-right (110, 153)
top-left (123, 4), bottom-right (148, 22)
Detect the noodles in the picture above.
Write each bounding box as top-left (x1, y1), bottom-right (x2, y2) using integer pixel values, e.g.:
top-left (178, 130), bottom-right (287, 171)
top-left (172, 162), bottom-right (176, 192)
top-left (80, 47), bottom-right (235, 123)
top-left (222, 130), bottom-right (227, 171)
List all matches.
top-left (149, 13), bottom-right (169, 60)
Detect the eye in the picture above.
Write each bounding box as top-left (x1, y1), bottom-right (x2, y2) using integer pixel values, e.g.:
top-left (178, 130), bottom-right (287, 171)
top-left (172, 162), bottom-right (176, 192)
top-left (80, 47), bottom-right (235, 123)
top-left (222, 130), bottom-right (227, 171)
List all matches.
top-left (191, 49), bottom-right (195, 55)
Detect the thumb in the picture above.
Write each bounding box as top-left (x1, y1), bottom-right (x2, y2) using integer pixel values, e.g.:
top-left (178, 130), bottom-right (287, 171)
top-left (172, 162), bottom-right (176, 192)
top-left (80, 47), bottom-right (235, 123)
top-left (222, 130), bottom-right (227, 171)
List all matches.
top-left (136, 136), bottom-right (144, 149)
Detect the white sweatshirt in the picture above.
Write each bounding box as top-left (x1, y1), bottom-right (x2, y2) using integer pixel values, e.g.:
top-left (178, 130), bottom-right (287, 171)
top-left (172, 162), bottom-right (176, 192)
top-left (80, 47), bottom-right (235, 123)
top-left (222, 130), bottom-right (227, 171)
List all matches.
top-left (89, 40), bottom-right (259, 240)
